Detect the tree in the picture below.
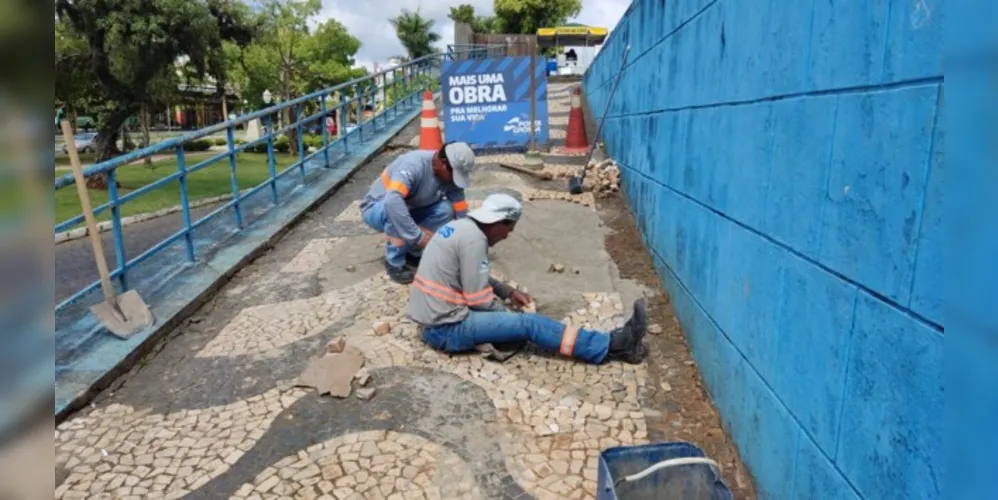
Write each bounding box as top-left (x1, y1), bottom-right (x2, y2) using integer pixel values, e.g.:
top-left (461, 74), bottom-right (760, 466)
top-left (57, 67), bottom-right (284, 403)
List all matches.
top-left (55, 0), bottom-right (255, 188)
top-left (493, 0), bottom-right (582, 34)
top-left (389, 9), bottom-right (441, 61)
top-left (240, 0), bottom-right (365, 155)
top-left (206, 0), bottom-right (259, 121)
top-left (448, 4), bottom-right (499, 34)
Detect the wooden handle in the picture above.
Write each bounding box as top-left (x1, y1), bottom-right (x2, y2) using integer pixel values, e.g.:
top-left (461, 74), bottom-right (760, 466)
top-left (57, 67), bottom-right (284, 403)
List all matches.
top-left (60, 120), bottom-right (116, 301)
top-left (498, 162), bottom-right (553, 180)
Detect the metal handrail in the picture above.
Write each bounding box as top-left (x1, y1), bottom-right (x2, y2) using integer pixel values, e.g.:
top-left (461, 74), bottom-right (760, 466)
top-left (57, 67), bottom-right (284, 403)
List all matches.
top-left (53, 46), bottom-right (504, 313)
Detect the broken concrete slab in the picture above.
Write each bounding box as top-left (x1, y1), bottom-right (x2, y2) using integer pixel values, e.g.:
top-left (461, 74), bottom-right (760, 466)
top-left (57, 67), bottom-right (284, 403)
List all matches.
top-left (296, 346), bottom-right (365, 398)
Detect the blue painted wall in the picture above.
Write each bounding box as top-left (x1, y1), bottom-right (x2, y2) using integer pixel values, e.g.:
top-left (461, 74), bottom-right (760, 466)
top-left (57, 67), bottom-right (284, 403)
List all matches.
top-left (584, 1), bottom-right (946, 498)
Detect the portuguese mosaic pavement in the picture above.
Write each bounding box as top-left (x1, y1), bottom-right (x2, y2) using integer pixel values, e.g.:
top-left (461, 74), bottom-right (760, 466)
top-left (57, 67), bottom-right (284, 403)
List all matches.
top-left (54, 84), bottom-right (753, 499)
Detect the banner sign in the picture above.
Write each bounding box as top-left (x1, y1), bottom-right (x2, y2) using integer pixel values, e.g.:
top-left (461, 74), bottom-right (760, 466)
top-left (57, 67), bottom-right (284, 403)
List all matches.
top-left (441, 56), bottom-right (548, 150)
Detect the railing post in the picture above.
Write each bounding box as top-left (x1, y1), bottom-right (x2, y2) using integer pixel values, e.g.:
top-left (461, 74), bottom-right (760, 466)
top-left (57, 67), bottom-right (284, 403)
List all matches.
top-left (409, 66), bottom-right (417, 106)
top-left (369, 78), bottom-right (378, 131)
top-left (295, 103), bottom-right (306, 179)
top-left (354, 83), bottom-right (362, 143)
top-left (265, 114), bottom-right (278, 203)
top-left (175, 147), bottom-right (196, 261)
top-left (106, 168), bottom-right (128, 289)
top-left (320, 95), bottom-right (330, 168)
top-left (339, 92), bottom-right (348, 154)
top-left (381, 74), bottom-right (388, 123)
top-left (225, 126), bottom-right (243, 229)
top-left (391, 69), bottom-right (398, 118)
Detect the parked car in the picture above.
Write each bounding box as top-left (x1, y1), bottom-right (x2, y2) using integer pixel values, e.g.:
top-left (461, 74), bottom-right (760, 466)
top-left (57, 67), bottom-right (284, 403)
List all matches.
top-left (61, 132), bottom-right (99, 154)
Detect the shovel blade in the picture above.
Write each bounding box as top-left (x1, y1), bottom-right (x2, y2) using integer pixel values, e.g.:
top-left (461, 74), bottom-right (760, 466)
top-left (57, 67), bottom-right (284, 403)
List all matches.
top-left (568, 177), bottom-right (584, 195)
top-left (90, 290), bottom-right (154, 339)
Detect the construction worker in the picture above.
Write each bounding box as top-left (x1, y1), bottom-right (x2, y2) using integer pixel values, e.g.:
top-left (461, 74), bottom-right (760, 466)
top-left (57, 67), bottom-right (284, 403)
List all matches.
top-left (406, 194), bottom-right (648, 364)
top-left (360, 141), bottom-right (478, 284)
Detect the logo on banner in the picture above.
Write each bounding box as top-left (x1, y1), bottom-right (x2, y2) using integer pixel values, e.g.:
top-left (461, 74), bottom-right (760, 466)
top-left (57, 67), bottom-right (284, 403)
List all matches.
top-left (503, 117), bottom-right (542, 135)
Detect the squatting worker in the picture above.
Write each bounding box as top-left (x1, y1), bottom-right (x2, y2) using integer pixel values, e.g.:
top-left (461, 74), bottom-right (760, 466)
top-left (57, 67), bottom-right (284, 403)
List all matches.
top-left (360, 141), bottom-right (478, 284)
top-left (406, 194), bottom-right (649, 364)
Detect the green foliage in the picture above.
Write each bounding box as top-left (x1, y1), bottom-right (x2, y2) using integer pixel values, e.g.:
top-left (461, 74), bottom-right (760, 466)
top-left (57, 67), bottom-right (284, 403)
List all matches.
top-left (493, 0), bottom-right (583, 34)
top-left (214, 138), bottom-right (228, 146)
top-left (241, 0), bottom-right (365, 111)
top-left (383, 74), bottom-right (439, 109)
top-left (448, 4), bottom-right (499, 34)
top-left (245, 134), bottom-right (292, 154)
top-left (389, 9), bottom-right (441, 60)
top-left (55, 0), bottom-right (257, 161)
top-left (185, 139), bottom-right (215, 152)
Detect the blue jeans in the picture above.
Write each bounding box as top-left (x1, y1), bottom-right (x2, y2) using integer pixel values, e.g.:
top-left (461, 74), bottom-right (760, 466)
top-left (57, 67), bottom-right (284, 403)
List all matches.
top-left (362, 199), bottom-right (455, 268)
top-left (421, 311), bottom-right (611, 364)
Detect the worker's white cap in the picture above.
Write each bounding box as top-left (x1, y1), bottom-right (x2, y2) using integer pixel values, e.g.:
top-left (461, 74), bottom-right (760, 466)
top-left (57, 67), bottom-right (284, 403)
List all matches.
top-left (467, 194), bottom-right (522, 224)
top-left (444, 142), bottom-right (476, 188)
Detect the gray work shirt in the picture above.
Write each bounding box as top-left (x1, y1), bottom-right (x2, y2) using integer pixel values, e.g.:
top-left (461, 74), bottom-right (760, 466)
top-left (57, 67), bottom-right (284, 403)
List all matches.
top-left (406, 218), bottom-right (514, 326)
top-left (359, 150), bottom-right (468, 245)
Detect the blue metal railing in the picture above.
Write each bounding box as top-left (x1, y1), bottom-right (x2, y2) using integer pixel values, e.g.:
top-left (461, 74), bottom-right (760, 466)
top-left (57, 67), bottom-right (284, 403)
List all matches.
top-left (53, 47), bottom-right (505, 314)
top-left (446, 44), bottom-right (508, 60)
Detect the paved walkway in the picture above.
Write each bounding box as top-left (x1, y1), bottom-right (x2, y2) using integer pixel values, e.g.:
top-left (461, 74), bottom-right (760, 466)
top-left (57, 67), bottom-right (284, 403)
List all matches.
top-left (54, 84), bottom-right (754, 499)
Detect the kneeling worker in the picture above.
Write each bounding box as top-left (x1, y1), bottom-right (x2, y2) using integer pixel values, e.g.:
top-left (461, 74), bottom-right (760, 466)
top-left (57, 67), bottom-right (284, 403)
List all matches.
top-left (360, 141), bottom-right (478, 284)
top-left (406, 194), bottom-right (648, 364)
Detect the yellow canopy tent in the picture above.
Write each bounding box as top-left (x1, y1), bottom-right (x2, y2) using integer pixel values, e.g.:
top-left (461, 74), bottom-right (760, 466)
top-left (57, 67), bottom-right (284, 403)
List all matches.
top-left (536, 24), bottom-right (608, 48)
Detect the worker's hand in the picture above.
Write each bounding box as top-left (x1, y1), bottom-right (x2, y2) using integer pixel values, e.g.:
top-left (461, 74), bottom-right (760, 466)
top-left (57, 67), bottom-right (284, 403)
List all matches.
top-left (509, 289), bottom-right (532, 308)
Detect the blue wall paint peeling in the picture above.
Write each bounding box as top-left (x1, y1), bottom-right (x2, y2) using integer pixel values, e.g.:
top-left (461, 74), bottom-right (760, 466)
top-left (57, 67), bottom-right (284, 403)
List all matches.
top-left (584, 0), bottom-right (946, 498)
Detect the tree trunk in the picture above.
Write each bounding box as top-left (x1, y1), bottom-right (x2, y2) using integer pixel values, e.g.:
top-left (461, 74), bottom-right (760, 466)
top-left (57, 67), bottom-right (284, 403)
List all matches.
top-left (141, 104), bottom-right (153, 167)
top-left (88, 109), bottom-right (132, 190)
top-left (121, 125), bottom-right (133, 152)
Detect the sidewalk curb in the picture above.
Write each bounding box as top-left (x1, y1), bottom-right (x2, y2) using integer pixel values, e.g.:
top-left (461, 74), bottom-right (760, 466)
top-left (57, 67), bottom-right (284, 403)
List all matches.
top-left (54, 105), bottom-right (425, 424)
top-left (54, 192), bottom-right (247, 244)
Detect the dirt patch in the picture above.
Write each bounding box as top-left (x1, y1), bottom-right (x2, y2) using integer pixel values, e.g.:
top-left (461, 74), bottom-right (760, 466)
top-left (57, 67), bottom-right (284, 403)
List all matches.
top-left (597, 195), bottom-right (757, 499)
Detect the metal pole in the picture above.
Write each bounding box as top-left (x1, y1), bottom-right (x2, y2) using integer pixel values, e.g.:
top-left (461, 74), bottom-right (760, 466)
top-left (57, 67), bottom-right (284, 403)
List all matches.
top-left (523, 36), bottom-right (543, 170)
top-left (529, 38), bottom-right (536, 153)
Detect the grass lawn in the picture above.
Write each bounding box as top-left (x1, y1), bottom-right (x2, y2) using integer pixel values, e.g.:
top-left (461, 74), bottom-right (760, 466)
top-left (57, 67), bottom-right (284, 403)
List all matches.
top-left (54, 153), bottom-right (97, 167)
top-left (55, 153), bottom-right (298, 227)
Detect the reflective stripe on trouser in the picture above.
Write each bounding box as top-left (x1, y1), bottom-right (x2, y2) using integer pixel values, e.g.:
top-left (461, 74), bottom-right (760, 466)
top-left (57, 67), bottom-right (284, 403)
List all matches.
top-left (420, 311), bottom-right (611, 364)
top-left (360, 199), bottom-right (455, 268)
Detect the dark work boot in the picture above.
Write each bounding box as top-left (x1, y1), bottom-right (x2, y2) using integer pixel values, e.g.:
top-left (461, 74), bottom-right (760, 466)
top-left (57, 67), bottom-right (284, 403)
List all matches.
top-left (607, 298), bottom-right (648, 364)
top-left (384, 258), bottom-right (415, 285)
top-left (404, 253), bottom-right (422, 270)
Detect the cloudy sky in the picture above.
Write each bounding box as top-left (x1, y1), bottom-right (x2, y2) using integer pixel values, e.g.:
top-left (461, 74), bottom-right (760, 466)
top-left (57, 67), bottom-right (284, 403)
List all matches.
top-left (314, 0), bottom-right (631, 70)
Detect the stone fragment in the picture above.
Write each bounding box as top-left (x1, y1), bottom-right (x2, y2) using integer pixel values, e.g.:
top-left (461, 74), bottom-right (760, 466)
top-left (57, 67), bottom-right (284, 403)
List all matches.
top-left (661, 382), bottom-right (672, 392)
top-left (354, 369), bottom-right (371, 386)
top-left (345, 265), bottom-right (357, 272)
top-left (326, 337), bottom-right (346, 354)
top-left (648, 324), bottom-right (664, 335)
top-left (373, 322), bottom-right (391, 336)
top-left (355, 388), bottom-right (376, 400)
top-left (549, 263), bottom-right (565, 273)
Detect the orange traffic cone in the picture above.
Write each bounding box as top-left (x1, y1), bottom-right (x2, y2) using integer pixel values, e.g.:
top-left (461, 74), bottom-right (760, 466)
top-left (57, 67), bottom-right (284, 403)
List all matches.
top-left (419, 91), bottom-right (443, 150)
top-left (559, 86), bottom-right (589, 154)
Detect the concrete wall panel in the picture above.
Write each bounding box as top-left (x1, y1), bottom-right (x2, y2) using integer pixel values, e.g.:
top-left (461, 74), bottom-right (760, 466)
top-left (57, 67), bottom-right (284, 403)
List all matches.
top-left (584, 0), bottom-right (946, 497)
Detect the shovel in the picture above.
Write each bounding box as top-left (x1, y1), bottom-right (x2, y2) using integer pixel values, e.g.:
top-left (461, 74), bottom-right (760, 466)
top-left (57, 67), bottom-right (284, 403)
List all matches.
top-left (569, 44), bottom-right (631, 195)
top-left (60, 120), bottom-right (154, 338)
